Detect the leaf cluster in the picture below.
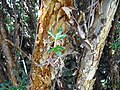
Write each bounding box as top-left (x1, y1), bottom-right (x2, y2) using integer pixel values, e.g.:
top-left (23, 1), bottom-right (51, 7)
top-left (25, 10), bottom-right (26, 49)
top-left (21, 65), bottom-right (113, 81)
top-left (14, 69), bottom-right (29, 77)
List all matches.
top-left (48, 27), bottom-right (66, 56)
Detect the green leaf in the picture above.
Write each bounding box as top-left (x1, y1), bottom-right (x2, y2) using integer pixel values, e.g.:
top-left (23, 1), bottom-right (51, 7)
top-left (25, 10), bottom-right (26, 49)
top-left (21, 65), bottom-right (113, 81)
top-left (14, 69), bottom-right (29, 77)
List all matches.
top-left (48, 47), bottom-right (54, 53)
top-left (111, 42), bottom-right (120, 49)
top-left (48, 46), bottom-right (65, 56)
top-left (54, 46), bottom-right (65, 51)
top-left (116, 30), bottom-right (120, 33)
top-left (48, 31), bottom-right (55, 39)
top-left (1, 83), bottom-right (6, 90)
top-left (18, 86), bottom-right (27, 90)
top-left (56, 27), bottom-right (63, 37)
top-left (117, 21), bottom-right (120, 28)
top-left (54, 50), bottom-right (61, 56)
top-left (56, 34), bottom-right (66, 40)
top-left (77, 38), bottom-right (81, 41)
top-left (59, 27), bottom-right (63, 31)
top-left (9, 86), bottom-right (17, 90)
top-left (58, 28), bottom-right (62, 35)
top-left (54, 46), bottom-right (64, 56)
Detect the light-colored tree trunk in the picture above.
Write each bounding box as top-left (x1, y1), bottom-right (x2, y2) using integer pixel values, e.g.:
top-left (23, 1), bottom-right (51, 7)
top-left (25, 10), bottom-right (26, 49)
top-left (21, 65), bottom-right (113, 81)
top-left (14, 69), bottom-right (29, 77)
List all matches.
top-left (76, 0), bottom-right (119, 90)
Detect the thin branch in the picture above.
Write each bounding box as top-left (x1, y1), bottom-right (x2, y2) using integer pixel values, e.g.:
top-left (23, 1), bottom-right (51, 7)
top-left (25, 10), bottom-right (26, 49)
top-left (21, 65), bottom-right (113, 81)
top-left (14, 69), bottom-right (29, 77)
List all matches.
top-left (5, 39), bottom-right (30, 59)
top-left (4, 39), bottom-right (43, 68)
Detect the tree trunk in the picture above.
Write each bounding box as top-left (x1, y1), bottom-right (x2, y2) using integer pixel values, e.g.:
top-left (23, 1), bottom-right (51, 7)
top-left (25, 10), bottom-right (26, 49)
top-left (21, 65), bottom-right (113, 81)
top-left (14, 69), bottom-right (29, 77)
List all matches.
top-left (0, 9), bottom-right (17, 86)
top-left (76, 0), bottom-right (119, 90)
top-left (29, 0), bottom-right (74, 90)
top-left (29, 0), bottom-right (119, 90)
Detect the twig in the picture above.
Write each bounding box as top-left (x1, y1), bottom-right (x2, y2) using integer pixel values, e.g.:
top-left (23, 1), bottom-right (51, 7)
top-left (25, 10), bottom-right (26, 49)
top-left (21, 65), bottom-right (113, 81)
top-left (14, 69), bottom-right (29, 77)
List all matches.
top-left (72, 14), bottom-right (86, 39)
top-left (22, 60), bottom-right (28, 75)
top-left (5, 39), bottom-right (30, 59)
top-left (4, 39), bottom-right (44, 67)
top-left (5, 40), bottom-right (79, 68)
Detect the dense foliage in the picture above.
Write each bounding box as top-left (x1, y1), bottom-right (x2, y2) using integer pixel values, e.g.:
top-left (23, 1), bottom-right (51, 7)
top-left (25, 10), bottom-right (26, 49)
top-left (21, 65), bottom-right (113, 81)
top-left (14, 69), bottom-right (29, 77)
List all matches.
top-left (0, 0), bottom-right (38, 89)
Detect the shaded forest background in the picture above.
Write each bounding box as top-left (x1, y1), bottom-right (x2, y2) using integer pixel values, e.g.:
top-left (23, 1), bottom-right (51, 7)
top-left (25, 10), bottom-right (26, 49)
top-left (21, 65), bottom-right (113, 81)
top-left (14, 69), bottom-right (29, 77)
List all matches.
top-left (0, 0), bottom-right (120, 90)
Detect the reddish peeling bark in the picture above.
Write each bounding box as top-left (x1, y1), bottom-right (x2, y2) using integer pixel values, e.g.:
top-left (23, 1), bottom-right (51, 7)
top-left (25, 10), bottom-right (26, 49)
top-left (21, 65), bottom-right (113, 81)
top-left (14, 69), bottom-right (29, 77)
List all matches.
top-left (29, 0), bottom-right (74, 90)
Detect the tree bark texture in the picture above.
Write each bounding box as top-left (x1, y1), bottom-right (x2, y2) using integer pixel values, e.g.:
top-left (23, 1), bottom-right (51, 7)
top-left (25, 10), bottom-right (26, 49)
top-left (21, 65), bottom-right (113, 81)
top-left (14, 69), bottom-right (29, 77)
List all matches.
top-left (76, 0), bottom-right (119, 90)
top-left (0, 9), bottom-right (17, 86)
top-left (29, 0), bottom-right (74, 90)
top-left (29, 0), bottom-right (119, 90)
